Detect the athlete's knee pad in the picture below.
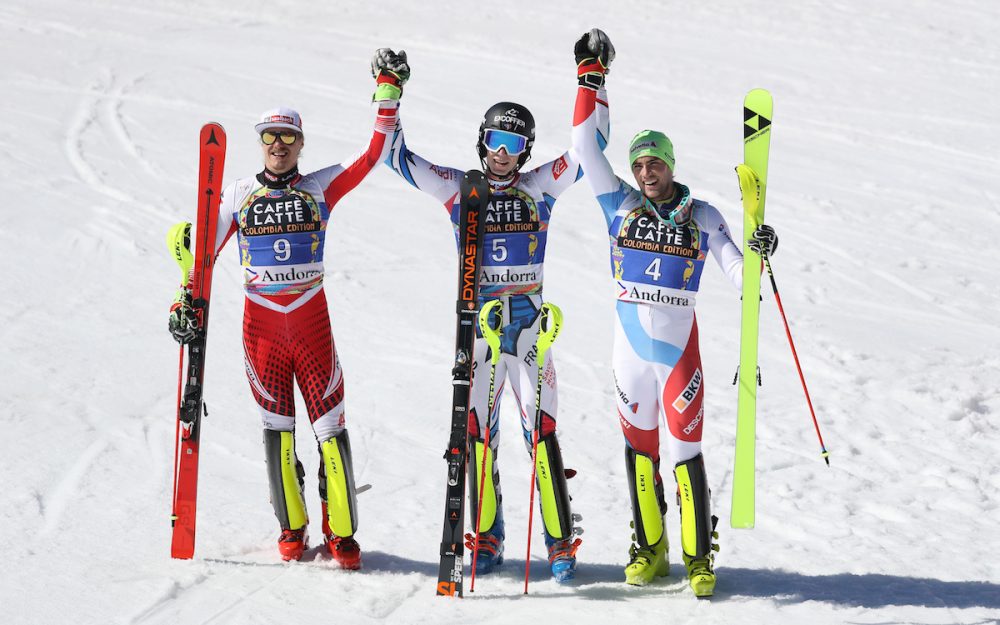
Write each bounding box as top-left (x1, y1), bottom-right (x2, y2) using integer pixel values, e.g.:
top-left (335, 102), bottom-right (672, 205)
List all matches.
top-left (674, 453), bottom-right (715, 558)
top-left (626, 446), bottom-right (666, 547)
top-left (263, 429), bottom-right (308, 531)
top-left (318, 430), bottom-right (358, 538)
top-left (467, 437), bottom-right (501, 533)
top-left (535, 432), bottom-right (573, 541)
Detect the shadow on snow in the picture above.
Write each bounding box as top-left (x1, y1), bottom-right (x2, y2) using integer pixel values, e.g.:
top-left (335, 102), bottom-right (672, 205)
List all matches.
top-left (720, 567), bottom-right (1000, 611)
top-left (365, 552), bottom-right (1000, 609)
top-left (204, 549), bottom-right (1000, 610)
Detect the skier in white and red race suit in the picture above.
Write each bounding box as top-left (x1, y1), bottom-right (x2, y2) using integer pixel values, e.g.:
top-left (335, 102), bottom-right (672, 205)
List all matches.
top-left (375, 44), bottom-right (610, 582)
top-left (569, 28), bottom-right (778, 596)
top-left (168, 53), bottom-right (409, 567)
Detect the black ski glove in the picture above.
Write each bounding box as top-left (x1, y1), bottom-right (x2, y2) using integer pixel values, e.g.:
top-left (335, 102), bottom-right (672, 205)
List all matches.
top-left (747, 224), bottom-right (778, 257)
top-left (574, 28), bottom-right (615, 90)
top-left (168, 288), bottom-right (199, 344)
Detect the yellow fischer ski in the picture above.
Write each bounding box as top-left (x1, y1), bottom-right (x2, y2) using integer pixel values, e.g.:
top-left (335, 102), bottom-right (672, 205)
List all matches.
top-left (732, 89), bottom-right (772, 529)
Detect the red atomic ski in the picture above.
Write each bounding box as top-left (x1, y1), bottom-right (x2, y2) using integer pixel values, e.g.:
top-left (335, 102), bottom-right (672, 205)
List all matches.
top-left (170, 123), bottom-right (227, 559)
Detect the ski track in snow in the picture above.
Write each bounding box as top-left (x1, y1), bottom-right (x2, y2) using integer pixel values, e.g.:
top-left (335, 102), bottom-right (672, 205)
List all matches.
top-left (39, 434), bottom-right (110, 538)
top-left (65, 69), bottom-right (135, 205)
top-left (63, 67), bottom-right (178, 226)
top-left (109, 73), bottom-right (164, 179)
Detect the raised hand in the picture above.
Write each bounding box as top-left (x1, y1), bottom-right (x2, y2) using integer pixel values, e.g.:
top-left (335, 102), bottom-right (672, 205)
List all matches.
top-left (575, 28), bottom-right (615, 89)
top-left (372, 48), bottom-right (410, 101)
top-left (574, 28), bottom-right (615, 67)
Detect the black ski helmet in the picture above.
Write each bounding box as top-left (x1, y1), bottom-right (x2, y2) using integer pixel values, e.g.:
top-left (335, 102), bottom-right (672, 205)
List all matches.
top-left (477, 102), bottom-right (536, 170)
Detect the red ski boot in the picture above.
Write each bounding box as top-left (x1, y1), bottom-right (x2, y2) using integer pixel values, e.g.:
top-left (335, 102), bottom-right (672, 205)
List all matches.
top-left (326, 535), bottom-right (362, 570)
top-left (277, 528), bottom-right (308, 561)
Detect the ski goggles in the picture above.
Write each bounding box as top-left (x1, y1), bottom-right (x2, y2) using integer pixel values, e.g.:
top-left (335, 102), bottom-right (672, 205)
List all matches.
top-left (260, 130), bottom-right (301, 146)
top-left (482, 129), bottom-right (529, 155)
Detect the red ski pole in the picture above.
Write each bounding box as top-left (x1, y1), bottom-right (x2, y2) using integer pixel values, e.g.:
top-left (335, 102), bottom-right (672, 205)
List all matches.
top-left (524, 303), bottom-right (563, 594)
top-left (171, 346), bottom-right (185, 517)
top-left (762, 252), bottom-right (830, 465)
top-left (470, 300), bottom-right (502, 591)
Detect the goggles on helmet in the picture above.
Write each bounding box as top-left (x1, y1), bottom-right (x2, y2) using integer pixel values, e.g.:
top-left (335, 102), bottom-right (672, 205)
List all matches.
top-left (482, 129), bottom-right (529, 156)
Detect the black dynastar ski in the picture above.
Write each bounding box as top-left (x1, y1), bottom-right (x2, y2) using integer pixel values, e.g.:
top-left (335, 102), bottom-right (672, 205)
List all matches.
top-left (436, 170), bottom-right (489, 597)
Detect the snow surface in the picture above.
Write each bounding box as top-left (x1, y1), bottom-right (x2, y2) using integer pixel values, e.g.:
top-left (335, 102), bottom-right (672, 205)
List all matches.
top-left (2, 1), bottom-right (999, 623)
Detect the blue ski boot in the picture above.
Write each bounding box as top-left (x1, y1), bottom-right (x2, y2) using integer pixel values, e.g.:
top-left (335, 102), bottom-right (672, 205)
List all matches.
top-left (545, 531), bottom-right (582, 583)
top-left (465, 509), bottom-right (505, 574)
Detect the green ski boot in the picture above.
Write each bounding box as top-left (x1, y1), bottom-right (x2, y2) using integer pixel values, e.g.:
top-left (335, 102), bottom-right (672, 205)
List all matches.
top-left (683, 551), bottom-right (717, 598)
top-left (624, 448), bottom-right (670, 586)
top-left (674, 455), bottom-right (720, 598)
top-left (624, 531), bottom-right (669, 585)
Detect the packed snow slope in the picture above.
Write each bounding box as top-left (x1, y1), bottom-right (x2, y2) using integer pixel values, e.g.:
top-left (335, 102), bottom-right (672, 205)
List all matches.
top-left (2, 1), bottom-right (998, 623)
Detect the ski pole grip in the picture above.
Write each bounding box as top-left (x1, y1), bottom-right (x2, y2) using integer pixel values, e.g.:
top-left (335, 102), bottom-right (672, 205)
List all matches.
top-left (167, 222), bottom-right (195, 287)
top-left (478, 300), bottom-right (503, 363)
top-left (537, 302), bottom-right (564, 362)
top-left (735, 165), bottom-right (762, 228)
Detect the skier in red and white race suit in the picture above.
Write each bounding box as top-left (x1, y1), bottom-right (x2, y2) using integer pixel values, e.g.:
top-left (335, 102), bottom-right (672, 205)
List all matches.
top-left (569, 29), bottom-right (778, 596)
top-left (375, 46), bottom-right (609, 581)
top-left (168, 57), bottom-right (407, 567)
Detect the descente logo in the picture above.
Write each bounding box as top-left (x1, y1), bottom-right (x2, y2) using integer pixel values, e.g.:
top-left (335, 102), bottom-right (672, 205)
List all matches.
top-left (682, 406), bottom-right (704, 436)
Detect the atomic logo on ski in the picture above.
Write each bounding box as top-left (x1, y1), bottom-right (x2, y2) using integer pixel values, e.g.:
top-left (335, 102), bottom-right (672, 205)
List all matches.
top-left (744, 107), bottom-right (772, 139)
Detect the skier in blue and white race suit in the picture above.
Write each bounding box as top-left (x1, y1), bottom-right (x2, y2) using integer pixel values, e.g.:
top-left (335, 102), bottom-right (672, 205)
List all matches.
top-left (569, 29), bottom-right (778, 596)
top-left (373, 47), bottom-right (610, 581)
